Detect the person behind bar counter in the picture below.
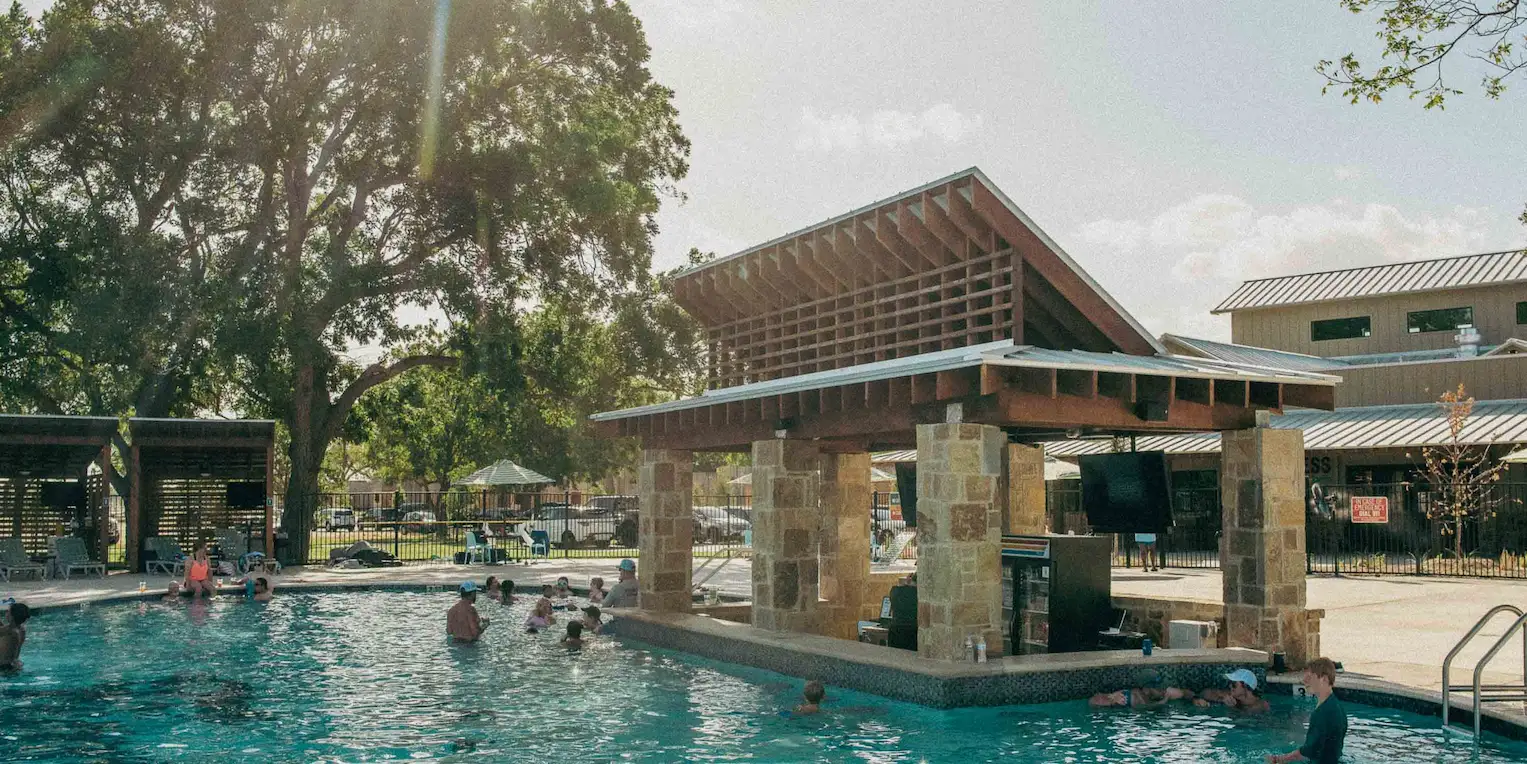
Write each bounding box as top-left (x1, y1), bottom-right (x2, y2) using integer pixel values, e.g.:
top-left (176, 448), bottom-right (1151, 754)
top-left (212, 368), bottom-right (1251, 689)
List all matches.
top-left (887, 574), bottom-right (917, 651)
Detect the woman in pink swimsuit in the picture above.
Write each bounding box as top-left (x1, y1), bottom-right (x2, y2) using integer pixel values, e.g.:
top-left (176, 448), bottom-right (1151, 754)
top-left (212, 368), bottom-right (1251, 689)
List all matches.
top-left (183, 544), bottom-right (215, 599)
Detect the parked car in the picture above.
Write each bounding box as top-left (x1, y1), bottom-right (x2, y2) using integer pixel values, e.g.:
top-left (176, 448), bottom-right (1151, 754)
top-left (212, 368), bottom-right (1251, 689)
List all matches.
top-left (318, 508), bottom-right (357, 531)
top-left (692, 505), bottom-right (750, 543)
top-left (401, 509), bottom-right (439, 533)
top-left (524, 504), bottom-right (616, 548)
top-left (588, 495), bottom-right (638, 515)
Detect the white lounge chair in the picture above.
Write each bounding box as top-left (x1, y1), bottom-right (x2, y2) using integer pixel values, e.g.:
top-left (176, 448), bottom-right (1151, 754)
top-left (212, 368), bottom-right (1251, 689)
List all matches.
top-left (143, 537), bottom-right (187, 577)
top-left (52, 536), bottom-right (106, 579)
top-left (0, 538), bottom-right (46, 582)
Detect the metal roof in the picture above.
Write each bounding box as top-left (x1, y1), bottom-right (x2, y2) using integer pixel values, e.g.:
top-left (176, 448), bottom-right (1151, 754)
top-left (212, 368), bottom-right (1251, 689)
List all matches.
top-left (590, 342), bottom-right (1338, 422)
top-left (1160, 335), bottom-right (1350, 372)
top-left (1044, 398), bottom-right (1527, 457)
top-left (0, 414), bottom-right (119, 440)
top-left (128, 418), bottom-right (276, 442)
top-left (676, 166), bottom-right (1167, 355)
top-left (872, 450), bottom-right (917, 464)
top-left (458, 459), bottom-right (554, 486)
top-left (1213, 250), bottom-right (1527, 314)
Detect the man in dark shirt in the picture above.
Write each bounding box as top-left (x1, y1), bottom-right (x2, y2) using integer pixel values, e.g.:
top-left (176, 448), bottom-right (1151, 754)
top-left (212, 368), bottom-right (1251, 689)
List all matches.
top-left (1268, 657), bottom-right (1347, 764)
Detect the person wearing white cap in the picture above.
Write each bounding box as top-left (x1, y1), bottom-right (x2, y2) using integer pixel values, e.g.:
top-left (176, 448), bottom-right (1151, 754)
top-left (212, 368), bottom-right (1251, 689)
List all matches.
top-left (602, 559), bottom-right (640, 609)
top-left (446, 581), bottom-right (491, 643)
top-left (1194, 669), bottom-right (1268, 713)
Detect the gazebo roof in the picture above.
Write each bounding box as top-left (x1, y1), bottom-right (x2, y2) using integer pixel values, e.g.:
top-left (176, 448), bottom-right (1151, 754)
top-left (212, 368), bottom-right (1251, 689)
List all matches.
top-left (458, 459), bottom-right (554, 487)
top-left (0, 414), bottom-right (118, 478)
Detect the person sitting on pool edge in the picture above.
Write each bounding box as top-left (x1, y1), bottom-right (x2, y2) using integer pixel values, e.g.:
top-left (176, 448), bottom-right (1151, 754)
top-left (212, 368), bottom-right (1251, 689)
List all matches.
top-left (1267, 657), bottom-right (1347, 764)
top-left (446, 581), bottom-right (490, 643)
top-left (1089, 686), bottom-right (1194, 709)
top-left (183, 543), bottom-right (215, 599)
top-left (580, 605), bottom-right (602, 635)
top-left (0, 601), bottom-right (30, 672)
top-left (794, 680), bottom-right (826, 715)
top-left (1195, 669), bottom-right (1269, 713)
top-left (561, 620), bottom-right (584, 649)
top-left (602, 559), bottom-right (639, 608)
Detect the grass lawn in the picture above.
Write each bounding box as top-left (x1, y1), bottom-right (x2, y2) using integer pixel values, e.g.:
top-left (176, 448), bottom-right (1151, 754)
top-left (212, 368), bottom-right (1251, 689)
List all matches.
top-left (305, 529), bottom-right (751, 563)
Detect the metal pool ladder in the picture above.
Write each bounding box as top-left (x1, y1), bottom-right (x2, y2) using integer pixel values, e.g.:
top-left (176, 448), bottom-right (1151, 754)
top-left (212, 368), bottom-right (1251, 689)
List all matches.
top-left (1442, 604), bottom-right (1527, 736)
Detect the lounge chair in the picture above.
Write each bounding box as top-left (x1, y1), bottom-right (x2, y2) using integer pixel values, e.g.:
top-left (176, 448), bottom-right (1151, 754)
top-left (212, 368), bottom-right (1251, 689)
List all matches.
top-left (143, 537), bottom-right (187, 577)
top-left (463, 531), bottom-right (490, 565)
top-left (519, 527), bottom-right (551, 557)
top-left (52, 536), bottom-right (106, 579)
top-left (0, 538), bottom-right (46, 582)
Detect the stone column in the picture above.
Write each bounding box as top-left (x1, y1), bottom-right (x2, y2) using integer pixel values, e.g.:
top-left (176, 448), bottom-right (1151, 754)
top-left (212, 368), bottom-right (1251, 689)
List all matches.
top-left (750, 439), bottom-right (822, 633)
top-left (1006, 443), bottom-right (1046, 535)
top-left (915, 423), bottom-right (1006, 661)
top-left (638, 449), bottom-right (693, 612)
top-left (1220, 426), bottom-right (1309, 667)
top-left (820, 452), bottom-right (872, 639)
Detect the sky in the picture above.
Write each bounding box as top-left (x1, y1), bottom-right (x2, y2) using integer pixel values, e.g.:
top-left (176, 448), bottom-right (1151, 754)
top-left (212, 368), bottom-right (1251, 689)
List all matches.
top-left (19, 0), bottom-right (1526, 344)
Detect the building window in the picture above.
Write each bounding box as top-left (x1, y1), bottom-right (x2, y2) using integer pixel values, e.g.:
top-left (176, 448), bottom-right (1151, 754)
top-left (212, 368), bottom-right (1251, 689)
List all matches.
top-left (1518, 301), bottom-right (1527, 324)
top-left (1406, 307), bottom-right (1473, 334)
top-left (1310, 316), bottom-right (1371, 342)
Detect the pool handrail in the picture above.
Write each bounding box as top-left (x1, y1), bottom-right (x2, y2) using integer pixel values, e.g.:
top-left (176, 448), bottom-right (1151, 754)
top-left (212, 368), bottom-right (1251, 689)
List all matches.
top-left (1442, 604), bottom-right (1524, 731)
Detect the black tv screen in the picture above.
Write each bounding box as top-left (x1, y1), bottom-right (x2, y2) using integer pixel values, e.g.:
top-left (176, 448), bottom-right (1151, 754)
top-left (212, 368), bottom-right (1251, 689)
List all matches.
top-left (40, 481), bottom-right (86, 508)
top-left (894, 462), bottom-right (918, 528)
top-left (1079, 452), bottom-right (1172, 533)
top-left (226, 481), bottom-right (266, 509)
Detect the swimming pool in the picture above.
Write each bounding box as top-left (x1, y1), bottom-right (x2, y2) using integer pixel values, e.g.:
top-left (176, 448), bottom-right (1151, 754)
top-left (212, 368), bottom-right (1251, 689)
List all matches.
top-left (4, 590), bottom-right (1525, 762)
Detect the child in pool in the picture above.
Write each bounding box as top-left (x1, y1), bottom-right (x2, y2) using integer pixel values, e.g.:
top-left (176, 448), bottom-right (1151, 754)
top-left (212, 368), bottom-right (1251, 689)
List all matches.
top-left (484, 576), bottom-right (501, 603)
top-left (525, 599), bottom-right (556, 632)
top-left (794, 681), bottom-right (825, 715)
top-left (553, 576), bottom-right (573, 599)
top-left (561, 620), bottom-right (584, 649)
top-left (500, 579), bottom-right (517, 605)
top-left (588, 577), bottom-right (608, 604)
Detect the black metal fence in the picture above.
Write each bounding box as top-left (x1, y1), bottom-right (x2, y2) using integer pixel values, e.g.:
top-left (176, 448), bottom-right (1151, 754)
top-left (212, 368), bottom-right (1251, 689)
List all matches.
top-left (279, 491), bottom-right (752, 565)
top-left (1043, 480), bottom-right (1527, 579)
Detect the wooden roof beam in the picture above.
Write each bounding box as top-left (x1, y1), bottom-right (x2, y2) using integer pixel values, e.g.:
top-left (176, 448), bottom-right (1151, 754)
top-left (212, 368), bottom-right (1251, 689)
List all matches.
top-left (786, 240), bottom-right (838, 294)
top-left (920, 191), bottom-right (971, 258)
top-left (945, 185), bottom-right (997, 252)
top-left (1024, 268), bottom-right (1115, 352)
top-left (850, 217), bottom-right (910, 278)
top-left (874, 208), bottom-right (934, 270)
top-left (894, 199), bottom-right (953, 266)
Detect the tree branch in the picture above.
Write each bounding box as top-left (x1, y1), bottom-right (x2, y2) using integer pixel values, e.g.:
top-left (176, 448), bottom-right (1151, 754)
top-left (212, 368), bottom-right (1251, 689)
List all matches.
top-left (325, 353), bottom-right (458, 442)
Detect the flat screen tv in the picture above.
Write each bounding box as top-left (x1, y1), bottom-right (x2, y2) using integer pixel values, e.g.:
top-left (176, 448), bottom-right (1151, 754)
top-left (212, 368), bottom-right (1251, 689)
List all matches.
top-left (894, 462), bottom-right (917, 528)
top-left (1079, 451), bottom-right (1172, 533)
top-left (40, 481), bottom-right (86, 509)
top-left (226, 481), bottom-right (266, 509)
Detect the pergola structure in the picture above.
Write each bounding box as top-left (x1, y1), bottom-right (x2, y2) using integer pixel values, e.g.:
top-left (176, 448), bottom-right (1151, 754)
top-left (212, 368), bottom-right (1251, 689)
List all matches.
top-left (594, 168), bottom-right (1335, 667)
top-left (0, 414), bottom-right (117, 561)
top-left (127, 418), bottom-right (276, 572)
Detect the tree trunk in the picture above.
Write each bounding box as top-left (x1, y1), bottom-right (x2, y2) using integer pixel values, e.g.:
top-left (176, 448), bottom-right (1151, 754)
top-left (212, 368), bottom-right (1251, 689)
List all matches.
top-left (279, 363), bottom-right (326, 564)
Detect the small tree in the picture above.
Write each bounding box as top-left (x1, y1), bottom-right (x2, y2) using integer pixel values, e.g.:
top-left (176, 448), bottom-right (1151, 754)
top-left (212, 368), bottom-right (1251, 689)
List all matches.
top-left (1421, 384), bottom-right (1511, 558)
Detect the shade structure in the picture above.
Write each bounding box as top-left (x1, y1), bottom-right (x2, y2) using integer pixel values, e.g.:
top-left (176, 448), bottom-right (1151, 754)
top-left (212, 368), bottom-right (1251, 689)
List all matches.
top-left (459, 459), bottom-right (554, 487)
top-left (1504, 447), bottom-right (1527, 464)
top-left (1044, 457), bottom-right (1080, 481)
top-left (729, 466), bottom-right (895, 486)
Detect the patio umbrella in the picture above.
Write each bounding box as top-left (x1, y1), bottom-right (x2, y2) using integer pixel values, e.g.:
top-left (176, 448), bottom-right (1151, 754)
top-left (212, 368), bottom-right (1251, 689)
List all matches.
top-left (458, 459), bottom-right (554, 487)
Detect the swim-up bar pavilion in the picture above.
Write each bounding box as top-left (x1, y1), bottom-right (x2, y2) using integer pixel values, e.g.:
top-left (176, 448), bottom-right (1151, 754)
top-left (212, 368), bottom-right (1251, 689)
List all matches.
top-left (593, 168), bottom-right (1337, 666)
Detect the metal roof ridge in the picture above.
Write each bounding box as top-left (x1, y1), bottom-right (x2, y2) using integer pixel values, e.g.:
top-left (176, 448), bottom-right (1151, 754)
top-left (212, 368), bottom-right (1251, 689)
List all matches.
top-left (671, 166), bottom-right (985, 278)
top-left (1160, 333), bottom-right (1344, 363)
top-left (1211, 248), bottom-right (1527, 313)
top-left (1221, 248), bottom-right (1527, 290)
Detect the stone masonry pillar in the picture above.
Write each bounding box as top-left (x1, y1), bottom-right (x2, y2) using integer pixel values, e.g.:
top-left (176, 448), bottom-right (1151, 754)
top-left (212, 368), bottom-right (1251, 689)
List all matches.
top-left (638, 449), bottom-right (693, 612)
top-left (1220, 426), bottom-right (1309, 668)
top-left (751, 439), bottom-right (822, 633)
top-left (1006, 443), bottom-right (1046, 535)
top-left (820, 452), bottom-right (872, 639)
top-left (916, 423), bottom-right (1006, 661)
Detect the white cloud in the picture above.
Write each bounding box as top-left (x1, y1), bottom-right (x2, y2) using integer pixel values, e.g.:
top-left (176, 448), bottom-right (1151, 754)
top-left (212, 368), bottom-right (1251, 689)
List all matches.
top-left (796, 104), bottom-right (982, 153)
top-left (1071, 195), bottom-right (1518, 342)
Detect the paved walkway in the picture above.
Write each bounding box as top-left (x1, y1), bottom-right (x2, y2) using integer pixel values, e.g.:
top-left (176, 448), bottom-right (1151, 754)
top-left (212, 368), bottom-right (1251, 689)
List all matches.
top-left (6, 561), bottom-right (1520, 699)
top-left (1110, 568), bottom-right (1527, 693)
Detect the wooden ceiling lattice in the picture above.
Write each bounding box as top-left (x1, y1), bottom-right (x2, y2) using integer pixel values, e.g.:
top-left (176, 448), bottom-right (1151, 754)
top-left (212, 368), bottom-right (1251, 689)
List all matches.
top-left (673, 172), bottom-right (1156, 390)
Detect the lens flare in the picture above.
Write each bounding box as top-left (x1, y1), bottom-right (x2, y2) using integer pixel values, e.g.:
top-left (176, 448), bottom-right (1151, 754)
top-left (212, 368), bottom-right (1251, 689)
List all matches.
top-left (417, 0), bottom-right (451, 179)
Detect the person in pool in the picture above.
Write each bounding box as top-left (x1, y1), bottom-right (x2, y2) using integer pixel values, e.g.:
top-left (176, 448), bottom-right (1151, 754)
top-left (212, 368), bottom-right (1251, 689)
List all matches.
top-left (794, 681), bottom-right (825, 715)
top-left (484, 576), bottom-right (501, 603)
top-left (183, 543), bottom-right (215, 599)
top-left (1267, 657), bottom-right (1347, 764)
top-left (1196, 669), bottom-right (1269, 713)
top-left (446, 582), bottom-right (490, 643)
top-left (588, 577), bottom-right (608, 605)
top-left (602, 559), bottom-right (639, 609)
top-left (525, 599), bottom-right (556, 632)
top-left (580, 605), bottom-right (602, 635)
top-left (0, 601), bottom-right (30, 672)
top-left (561, 620), bottom-right (584, 649)
top-left (1089, 686), bottom-right (1194, 709)
top-left (500, 579), bottom-right (517, 605)
top-left (252, 576), bottom-right (274, 602)
top-left (161, 581), bottom-right (182, 602)
top-left (553, 576), bottom-right (573, 599)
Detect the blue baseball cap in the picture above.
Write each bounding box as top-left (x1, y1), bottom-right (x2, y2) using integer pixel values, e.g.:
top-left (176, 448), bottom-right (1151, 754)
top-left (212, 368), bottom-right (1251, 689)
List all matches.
top-left (1225, 669), bottom-right (1258, 690)
top-left (618, 559), bottom-right (636, 572)
top-left (459, 581), bottom-right (479, 594)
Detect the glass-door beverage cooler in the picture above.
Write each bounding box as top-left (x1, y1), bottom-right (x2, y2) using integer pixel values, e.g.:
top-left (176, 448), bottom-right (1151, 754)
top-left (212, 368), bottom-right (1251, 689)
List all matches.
top-left (1000, 535), bottom-right (1112, 655)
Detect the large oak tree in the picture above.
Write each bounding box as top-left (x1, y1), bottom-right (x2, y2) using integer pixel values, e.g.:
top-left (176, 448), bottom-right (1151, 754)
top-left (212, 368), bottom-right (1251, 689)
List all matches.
top-left (1, 0), bottom-right (688, 560)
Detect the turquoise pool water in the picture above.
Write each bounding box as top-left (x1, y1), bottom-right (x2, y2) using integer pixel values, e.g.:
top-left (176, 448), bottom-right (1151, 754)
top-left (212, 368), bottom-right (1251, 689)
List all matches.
top-left (3, 590), bottom-right (1525, 762)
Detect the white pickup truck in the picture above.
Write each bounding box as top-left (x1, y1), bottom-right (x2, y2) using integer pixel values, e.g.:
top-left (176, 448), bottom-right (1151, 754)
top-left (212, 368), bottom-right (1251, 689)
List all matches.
top-left (523, 504), bottom-right (617, 548)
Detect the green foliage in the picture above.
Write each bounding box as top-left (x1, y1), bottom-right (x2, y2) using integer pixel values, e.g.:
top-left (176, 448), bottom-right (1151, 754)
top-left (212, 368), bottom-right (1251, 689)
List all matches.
top-left (1318, 0), bottom-right (1527, 109)
top-left (1, 0), bottom-right (691, 560)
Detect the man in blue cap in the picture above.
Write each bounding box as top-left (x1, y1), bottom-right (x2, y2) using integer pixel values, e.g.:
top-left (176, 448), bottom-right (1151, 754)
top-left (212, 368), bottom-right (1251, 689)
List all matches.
top-left (446, 581), bottom-right (490, 642)
top-left (602, 559), bottom-right (639, 609)
top-left (1195, 669), bottom-right (1269, 713)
